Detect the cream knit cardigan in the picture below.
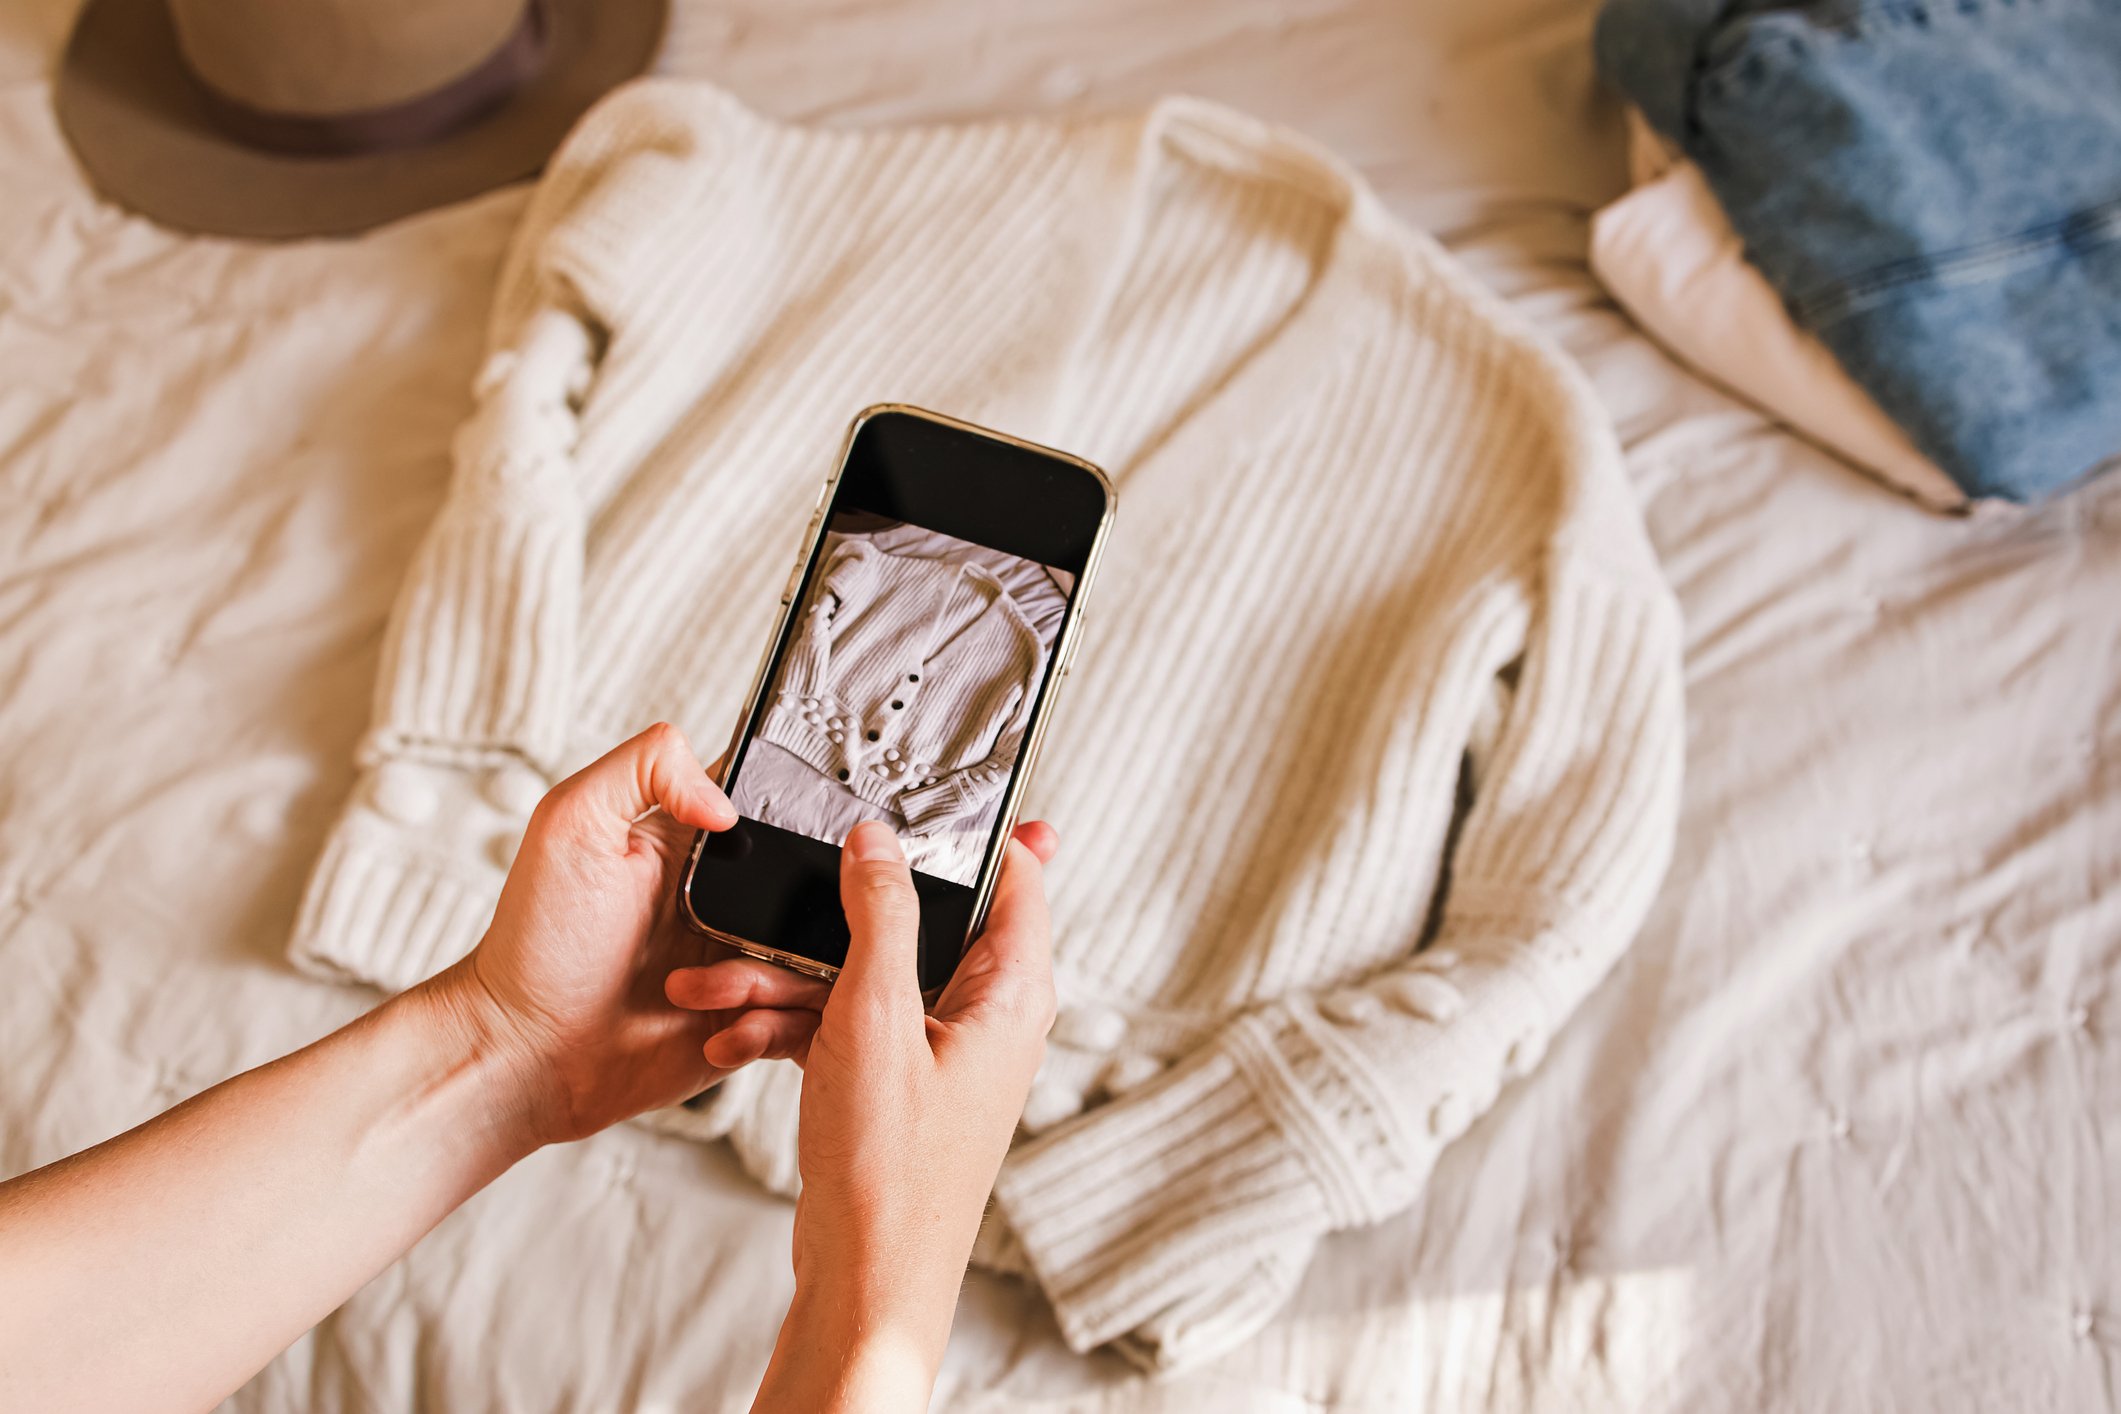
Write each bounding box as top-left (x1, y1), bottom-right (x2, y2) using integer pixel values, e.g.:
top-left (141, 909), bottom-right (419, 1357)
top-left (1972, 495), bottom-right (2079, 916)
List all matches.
top-left (765, 539), bottom-right (1045, 832)
top-left (291, 80), bottom-right (1684, 1371)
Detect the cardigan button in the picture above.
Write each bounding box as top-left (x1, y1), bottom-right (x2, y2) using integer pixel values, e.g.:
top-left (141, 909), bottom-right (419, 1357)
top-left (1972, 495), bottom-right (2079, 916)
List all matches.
top-left (835, 769), bottom-right (850, 782)
top-left (1052, 1003), bottom-right (1126, 1051)
top-left (1384, 972), bottom-right (1466, 1024)
top-left (1020, 1079), bottom-right (1082, 1134)
top-left (1320, 989), bottom-right (1384, 1026)
top-left (369, 763), bottom-right (437, 825)
top-left (1100, 1052), bottom-right (1167, 1096)
top-left (481, 764), bottom-right (546, 816)
top-left (1502, 1028), bottom-right (1547, 1077)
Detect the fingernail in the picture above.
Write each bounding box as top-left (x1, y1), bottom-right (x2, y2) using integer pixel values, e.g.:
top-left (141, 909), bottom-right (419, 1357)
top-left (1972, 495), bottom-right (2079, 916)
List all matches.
top-left (845, 821), bottom-right (903, 862)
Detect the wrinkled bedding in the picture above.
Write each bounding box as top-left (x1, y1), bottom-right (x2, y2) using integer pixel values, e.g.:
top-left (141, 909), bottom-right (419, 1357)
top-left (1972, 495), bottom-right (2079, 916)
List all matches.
top-left (2, 1), bottom-right (2115, 1410)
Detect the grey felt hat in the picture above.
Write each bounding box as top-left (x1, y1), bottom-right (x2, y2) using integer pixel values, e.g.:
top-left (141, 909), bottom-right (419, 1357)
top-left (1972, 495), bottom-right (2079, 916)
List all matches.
top-left (55, 0), bottom-right (668, 240)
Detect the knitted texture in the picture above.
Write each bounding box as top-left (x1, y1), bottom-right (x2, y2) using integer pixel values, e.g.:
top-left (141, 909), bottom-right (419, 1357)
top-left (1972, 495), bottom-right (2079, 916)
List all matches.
top-left (288, 79), bottom-right (1684, 1371)
top-left (762, 538), bottom-right (1044, 832)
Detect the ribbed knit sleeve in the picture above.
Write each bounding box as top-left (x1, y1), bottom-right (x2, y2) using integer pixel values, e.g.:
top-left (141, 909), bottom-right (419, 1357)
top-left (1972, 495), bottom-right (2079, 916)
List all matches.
top-left (994, 549), bottom-right (1685, 1367)
top-left (368, 82), bottom-right (728, 770)
top-left (363, 306), bottom-right (591, 769)
top-left (780, 541), bottom-right (880, 695)
top-left (291, 83), bottom-right (739, 987)
top-left (896, 679), bottom-right (1032, 833)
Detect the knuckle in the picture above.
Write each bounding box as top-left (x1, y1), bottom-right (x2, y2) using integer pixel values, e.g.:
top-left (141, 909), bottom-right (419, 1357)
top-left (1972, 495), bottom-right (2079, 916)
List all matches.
top-left (1025, 980), bottom-right (1059, 1034)
top-left (992, 974), bottom-right (1057, 1033)
top-left (860, 899), bottom-right (921, 939)
top-left (844, 863), bottom-right (920, 942)
top-left (846, 858), bottom-right (915, 898)
top-left (639, 721), bottom-right (689, 774)
top-left (527, 781), bottom-right (586, 835)
top-left (841, 988), bottom-right (911, 1036)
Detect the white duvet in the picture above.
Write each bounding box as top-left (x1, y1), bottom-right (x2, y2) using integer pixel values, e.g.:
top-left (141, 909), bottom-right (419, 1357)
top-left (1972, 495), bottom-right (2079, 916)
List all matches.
top-left (3, 1), bottom-right (2115, 1409)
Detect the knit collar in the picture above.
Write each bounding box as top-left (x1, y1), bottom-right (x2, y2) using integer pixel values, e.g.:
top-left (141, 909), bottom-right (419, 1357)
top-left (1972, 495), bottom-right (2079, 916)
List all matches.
top-left (654, 82), bottom-right (1408, 487)
top-left (1059, 94), bottom-right (1407, 480)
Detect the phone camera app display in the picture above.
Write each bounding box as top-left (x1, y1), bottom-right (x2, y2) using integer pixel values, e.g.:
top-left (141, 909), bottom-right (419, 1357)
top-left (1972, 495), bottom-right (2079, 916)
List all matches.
top-left (728, 509), bottom-right (1074, 886)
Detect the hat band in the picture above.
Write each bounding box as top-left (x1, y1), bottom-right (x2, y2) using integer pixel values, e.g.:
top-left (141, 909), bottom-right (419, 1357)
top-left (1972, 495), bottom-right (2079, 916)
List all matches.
top-left (179, 0), bottom-right (551, 158)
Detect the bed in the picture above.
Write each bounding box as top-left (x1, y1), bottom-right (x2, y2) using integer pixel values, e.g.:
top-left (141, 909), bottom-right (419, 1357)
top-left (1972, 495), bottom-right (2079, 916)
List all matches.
top-left (3, 0), bottom-right (2115, 1409)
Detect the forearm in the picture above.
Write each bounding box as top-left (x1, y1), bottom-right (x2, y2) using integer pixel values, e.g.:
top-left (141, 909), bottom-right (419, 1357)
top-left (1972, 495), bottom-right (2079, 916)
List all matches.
top-left (0, 969), bottom-right (540, 1414)
top-left (752, 1185), bottom-right (991, 1411)
top-left (752, 1280), bottom-right (951, 1414)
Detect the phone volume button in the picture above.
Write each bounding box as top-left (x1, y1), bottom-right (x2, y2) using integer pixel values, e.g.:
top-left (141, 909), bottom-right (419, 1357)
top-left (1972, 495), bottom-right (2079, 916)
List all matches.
top-left (1061, 614), bottom-right (1087, 673)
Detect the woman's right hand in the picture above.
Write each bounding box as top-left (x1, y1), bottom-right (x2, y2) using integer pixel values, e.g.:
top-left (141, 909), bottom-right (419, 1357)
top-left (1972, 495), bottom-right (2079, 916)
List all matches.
top-left (667, 819), bottom-right (1059, 1410)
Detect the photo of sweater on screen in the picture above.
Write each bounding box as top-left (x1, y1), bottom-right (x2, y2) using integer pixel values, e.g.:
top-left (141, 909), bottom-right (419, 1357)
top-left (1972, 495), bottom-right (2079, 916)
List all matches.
top-left (731, 512), bottom-right (1071, 886)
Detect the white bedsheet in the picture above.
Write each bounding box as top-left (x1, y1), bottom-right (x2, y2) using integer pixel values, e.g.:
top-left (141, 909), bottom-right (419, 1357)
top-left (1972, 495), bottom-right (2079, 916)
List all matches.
top-left (3, 2), bottom-right (2115, 1409)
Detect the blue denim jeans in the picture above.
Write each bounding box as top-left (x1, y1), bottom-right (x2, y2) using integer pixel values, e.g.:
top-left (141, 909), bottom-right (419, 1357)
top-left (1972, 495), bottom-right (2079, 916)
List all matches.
top-left (1596, 0), bottom-right (2121, 503)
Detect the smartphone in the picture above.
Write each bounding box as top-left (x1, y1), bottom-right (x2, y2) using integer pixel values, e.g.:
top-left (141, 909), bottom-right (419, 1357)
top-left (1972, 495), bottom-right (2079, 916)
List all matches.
top-left (680, 405), bottom-right (1114, 995)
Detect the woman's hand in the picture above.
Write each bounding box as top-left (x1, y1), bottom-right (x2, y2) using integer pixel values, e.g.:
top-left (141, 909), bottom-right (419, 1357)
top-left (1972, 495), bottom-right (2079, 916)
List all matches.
top-left (668, 819), bottom-right (1060, 1410)
top-left (425, 722), bottom-right (831, 1148)
top-left (0, 723), bottom-right (839, 1414)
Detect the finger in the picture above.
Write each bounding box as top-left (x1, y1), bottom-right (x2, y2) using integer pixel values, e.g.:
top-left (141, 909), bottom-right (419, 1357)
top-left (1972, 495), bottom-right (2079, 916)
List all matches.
top-left (632, 806), bottom-right (699, 863)
top-left (935, 837), bottom-right (1054, 1026)
top-left (973, 837), bottom-right (1052, 978)
top-left (833, 821), bottom-right (922, 1013)
top-left (1011, 819), bottom-right (1059, 866)
top-left (544, 723), bottom-right (736, 844)
top-left (635, 750), bottom-right (734, 858)
top-left (666, 957), bottom-right (832, 1013)
top-left (704, 1008), bottom-right (821, 1069)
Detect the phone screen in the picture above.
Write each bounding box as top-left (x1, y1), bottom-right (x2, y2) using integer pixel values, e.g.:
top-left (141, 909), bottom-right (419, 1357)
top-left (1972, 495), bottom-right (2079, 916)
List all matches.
top-left (685, 409), bottom-right (1108, 990)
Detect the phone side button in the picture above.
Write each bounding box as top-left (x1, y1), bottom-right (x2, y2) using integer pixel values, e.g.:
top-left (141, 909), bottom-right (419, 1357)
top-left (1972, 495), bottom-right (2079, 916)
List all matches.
top-left (1060, 615), bottom-right (1086, 674)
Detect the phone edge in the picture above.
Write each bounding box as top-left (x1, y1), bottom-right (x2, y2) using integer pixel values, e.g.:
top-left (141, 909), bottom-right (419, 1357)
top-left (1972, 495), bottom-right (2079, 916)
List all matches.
top-left (677, 402), bottom-right (1117, 997)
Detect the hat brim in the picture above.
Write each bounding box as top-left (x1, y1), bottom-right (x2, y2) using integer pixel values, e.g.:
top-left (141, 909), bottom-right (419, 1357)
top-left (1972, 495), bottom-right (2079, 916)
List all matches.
top-left (54, 0), bottom-right (668, 240)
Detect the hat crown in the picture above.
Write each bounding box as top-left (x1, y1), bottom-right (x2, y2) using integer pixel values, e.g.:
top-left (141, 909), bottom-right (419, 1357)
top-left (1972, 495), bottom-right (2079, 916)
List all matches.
top-left (168, 0), bottom-right (530, 117)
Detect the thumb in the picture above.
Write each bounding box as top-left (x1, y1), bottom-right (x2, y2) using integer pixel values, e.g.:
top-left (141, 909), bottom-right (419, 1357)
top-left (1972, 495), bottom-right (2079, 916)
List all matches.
top-left (542, 722), bottom-right (736, 846)
top-left (833, 822), bottom-right (922, 1015)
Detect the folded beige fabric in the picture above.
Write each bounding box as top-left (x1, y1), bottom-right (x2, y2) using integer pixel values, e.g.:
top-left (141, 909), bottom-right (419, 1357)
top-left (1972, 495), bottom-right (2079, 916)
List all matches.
top-left (291, 80), bottom-right (1684, 1370)
top-left (1590, 114), bottom-right (1975, 513)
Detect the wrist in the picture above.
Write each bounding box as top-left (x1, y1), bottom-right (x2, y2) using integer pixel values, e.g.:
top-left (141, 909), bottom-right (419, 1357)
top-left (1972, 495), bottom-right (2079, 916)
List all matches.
top-left (391, 964), bottom-right (553, 1166)
top-left (756, 1282), bottom-right (945, 1413)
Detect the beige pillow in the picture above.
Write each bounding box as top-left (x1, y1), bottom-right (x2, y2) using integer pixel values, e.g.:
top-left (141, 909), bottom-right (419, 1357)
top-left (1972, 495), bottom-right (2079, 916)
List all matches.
top-left (1591, 114), bottom-right (1975, 513)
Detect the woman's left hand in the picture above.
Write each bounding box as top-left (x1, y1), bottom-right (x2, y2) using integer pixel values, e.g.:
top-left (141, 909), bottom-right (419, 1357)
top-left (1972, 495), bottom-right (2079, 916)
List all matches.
top-left (425, 722), bottom-right (830, 1148)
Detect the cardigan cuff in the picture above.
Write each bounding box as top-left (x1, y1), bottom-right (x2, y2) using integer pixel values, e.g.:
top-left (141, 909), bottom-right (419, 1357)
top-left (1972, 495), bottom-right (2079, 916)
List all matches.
top-left (896, 771), bottom-right (989, 834)
top-left (289, 803), bottom-right (498, 993)
top-left (992, 1037), bottom-right (1336, 1365)
top-left (288, 756), bottom-right (555, 992)
top-left (365, 309), bottom-right (590, 775)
